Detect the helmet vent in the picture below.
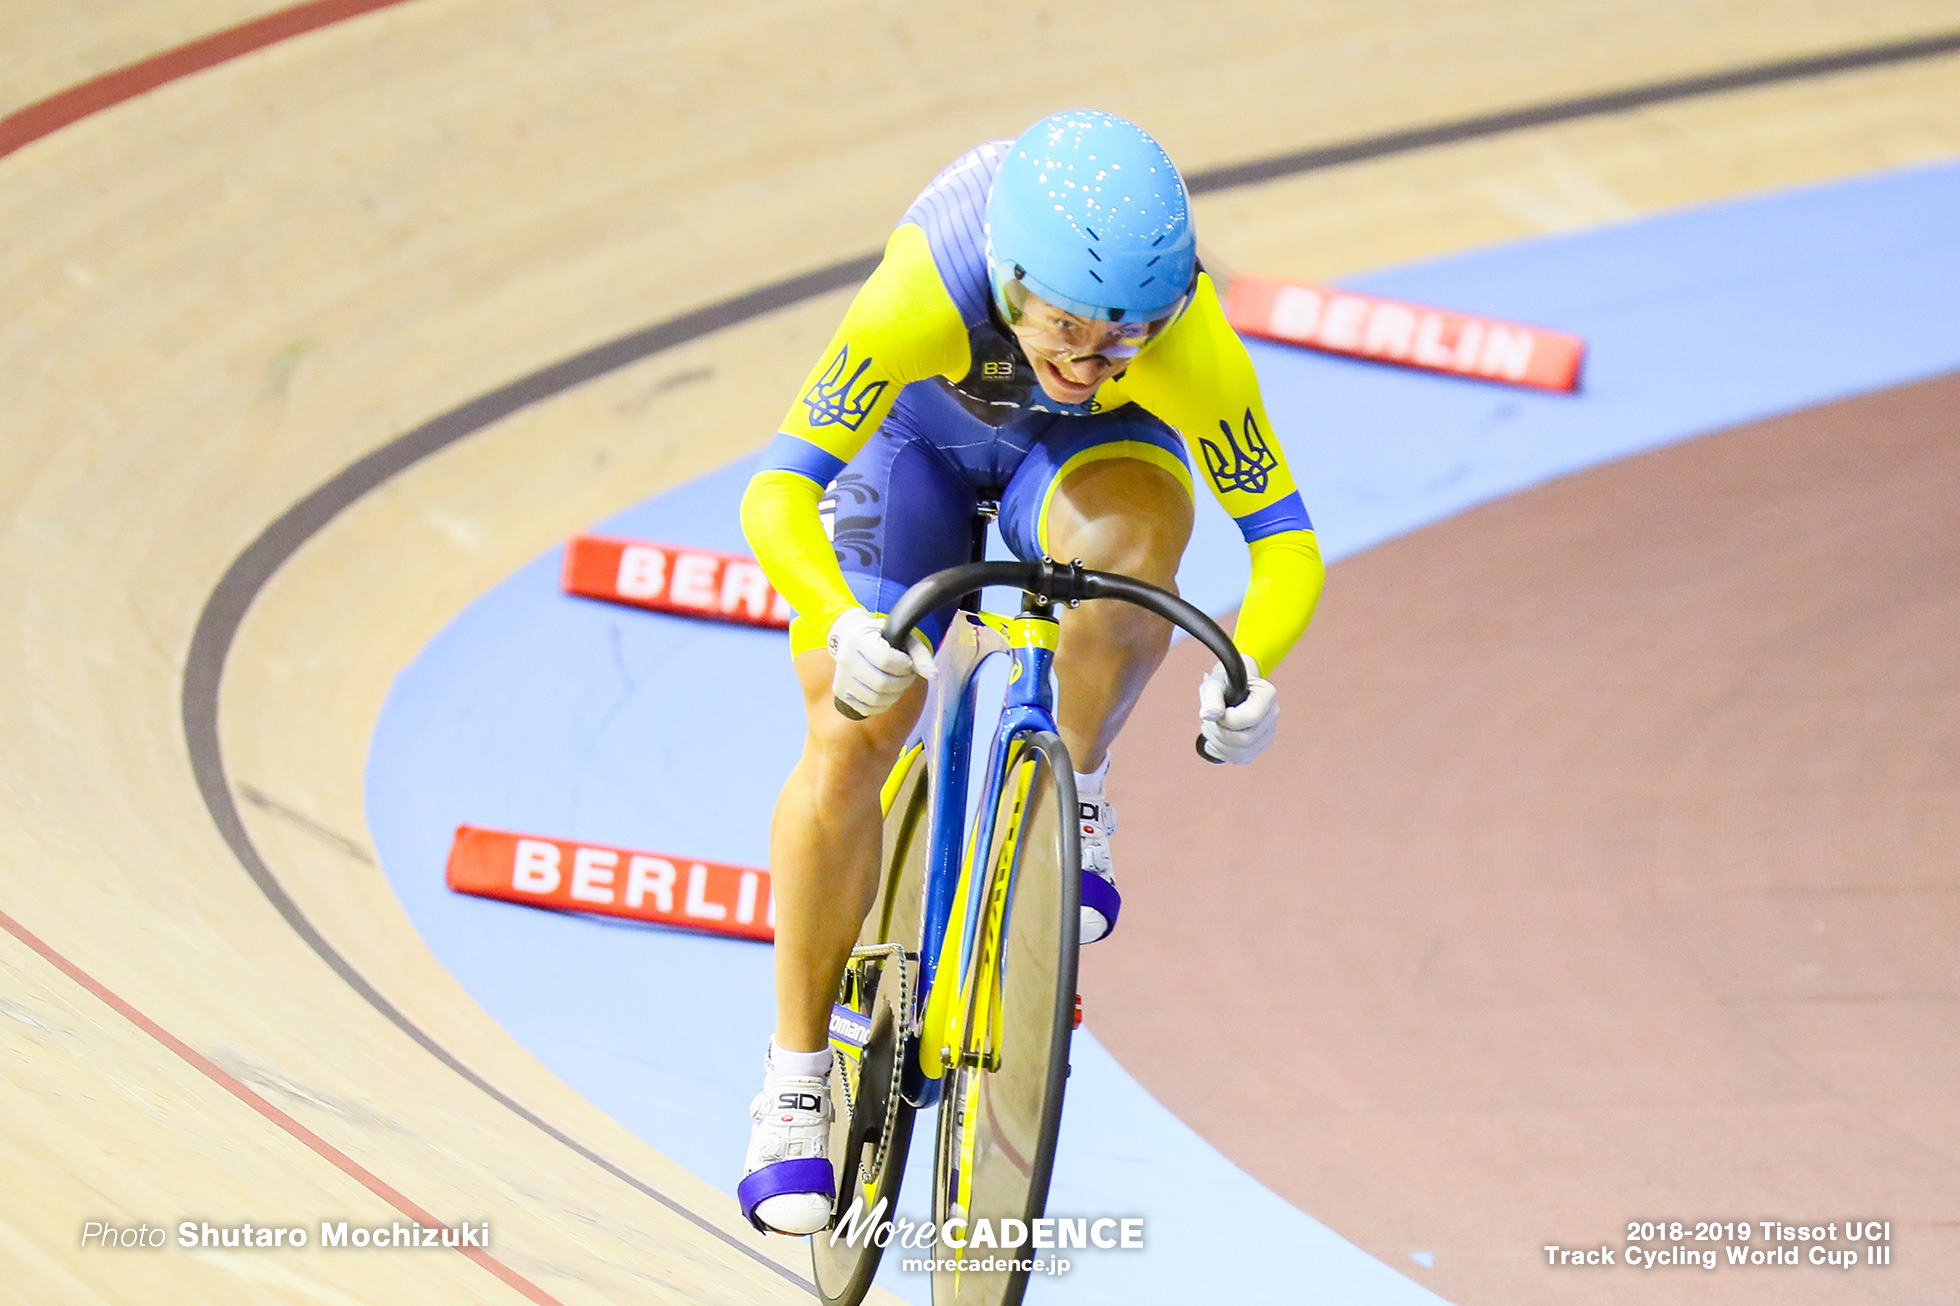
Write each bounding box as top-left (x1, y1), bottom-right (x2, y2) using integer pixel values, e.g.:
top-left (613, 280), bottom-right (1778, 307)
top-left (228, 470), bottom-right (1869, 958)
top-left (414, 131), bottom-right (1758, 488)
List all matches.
top-left (987, 110), bottom-right (1194, 322)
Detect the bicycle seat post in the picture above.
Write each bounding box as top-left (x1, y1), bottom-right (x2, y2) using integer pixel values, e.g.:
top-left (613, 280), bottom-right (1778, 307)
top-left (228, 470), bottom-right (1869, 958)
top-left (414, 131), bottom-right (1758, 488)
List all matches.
top-left (959, 499), bottom-right (1001, 614)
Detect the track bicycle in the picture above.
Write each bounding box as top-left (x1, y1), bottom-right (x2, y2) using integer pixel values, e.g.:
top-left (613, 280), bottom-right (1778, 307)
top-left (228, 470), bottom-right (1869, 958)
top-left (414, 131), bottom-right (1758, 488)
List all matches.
top-left (810, 536), bottom-right (1248, 1306)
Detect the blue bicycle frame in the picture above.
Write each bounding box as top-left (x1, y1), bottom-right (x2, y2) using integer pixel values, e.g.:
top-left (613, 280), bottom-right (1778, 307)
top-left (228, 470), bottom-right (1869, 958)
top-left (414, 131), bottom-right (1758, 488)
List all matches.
top-left (838, 554), bottom-right (1247, 1118)
top-left (814, 557), bottom-right (1249, 1304)
top-left (903, 606), bottom-right (1060, 1109)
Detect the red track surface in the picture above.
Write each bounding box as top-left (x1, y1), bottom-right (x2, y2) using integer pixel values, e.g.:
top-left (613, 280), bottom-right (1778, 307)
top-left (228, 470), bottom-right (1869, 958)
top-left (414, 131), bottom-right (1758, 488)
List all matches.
top-left (1090, 373), bottom-right (1960, 1303)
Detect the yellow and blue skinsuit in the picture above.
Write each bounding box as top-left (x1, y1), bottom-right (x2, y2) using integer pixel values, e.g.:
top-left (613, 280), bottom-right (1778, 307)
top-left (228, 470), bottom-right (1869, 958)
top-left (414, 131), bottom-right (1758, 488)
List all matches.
top-left (740, 140), bottom-right (1325, 671)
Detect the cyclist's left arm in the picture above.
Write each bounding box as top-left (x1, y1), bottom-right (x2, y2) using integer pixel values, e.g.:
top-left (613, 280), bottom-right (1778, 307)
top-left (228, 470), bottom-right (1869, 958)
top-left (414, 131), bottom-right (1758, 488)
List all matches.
top-left (1121, 273), bottom-right (1325, 678)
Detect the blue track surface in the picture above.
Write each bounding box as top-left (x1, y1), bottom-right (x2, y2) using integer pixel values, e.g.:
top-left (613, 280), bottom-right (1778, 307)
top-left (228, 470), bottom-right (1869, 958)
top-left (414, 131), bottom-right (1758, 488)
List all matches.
top-left (367, 160), bottom-right (1960, 1303)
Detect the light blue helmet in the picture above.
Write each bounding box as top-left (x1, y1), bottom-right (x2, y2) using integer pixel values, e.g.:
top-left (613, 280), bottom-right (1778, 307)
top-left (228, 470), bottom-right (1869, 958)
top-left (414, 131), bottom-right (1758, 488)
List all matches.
top-left (986, 110), bottom-right (1196, 327)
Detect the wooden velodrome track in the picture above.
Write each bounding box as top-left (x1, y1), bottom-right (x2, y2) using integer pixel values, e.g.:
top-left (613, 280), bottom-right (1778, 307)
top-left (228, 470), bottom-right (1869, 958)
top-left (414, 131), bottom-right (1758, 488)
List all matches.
top-left (3, 2), bottom-right (1957, 1302)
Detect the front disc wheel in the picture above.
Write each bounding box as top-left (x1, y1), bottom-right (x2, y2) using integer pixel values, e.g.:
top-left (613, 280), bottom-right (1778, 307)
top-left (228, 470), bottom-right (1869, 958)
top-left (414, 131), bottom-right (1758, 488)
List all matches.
top-left (932, 731), bottom-right (1078, 1306)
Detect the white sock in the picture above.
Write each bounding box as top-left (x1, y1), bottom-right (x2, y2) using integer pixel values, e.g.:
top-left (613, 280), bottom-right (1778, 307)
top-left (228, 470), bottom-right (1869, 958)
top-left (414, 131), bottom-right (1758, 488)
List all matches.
top-left (1074, 753), bottom-right (1110, 798)
top-left (768, 1040), bottom-right (832, 1081)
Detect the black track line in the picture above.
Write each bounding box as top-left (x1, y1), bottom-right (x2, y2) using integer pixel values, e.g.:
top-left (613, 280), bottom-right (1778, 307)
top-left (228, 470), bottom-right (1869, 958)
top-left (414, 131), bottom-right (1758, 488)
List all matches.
top-left (180, 267), bottom-right (868, 1293)
top-left (180, 25), bottom-right (1960, 1297)
top-left (1183, 28), bottom-right (1960, 193)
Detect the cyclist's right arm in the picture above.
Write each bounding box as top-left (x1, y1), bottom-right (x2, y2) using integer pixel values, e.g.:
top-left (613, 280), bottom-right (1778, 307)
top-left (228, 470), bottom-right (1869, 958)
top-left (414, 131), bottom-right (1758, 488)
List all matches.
top-left (739, 223), bottom-right (969, 640)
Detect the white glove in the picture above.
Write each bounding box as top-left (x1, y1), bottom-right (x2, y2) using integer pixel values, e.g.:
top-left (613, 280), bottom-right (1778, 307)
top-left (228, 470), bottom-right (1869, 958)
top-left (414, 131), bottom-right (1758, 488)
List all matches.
top-left (828, 607), bottom-right (934, 718)
top-left (1198, 654), bottom-right (1278, 764)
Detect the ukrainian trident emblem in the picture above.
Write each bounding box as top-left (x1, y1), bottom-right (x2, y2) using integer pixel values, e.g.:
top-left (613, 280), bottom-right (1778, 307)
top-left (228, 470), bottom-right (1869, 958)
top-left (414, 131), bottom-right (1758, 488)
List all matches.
top-left (1199, 409), bottom-right (1279, 495)
top-left (801, 345), bottom-right (890, 431)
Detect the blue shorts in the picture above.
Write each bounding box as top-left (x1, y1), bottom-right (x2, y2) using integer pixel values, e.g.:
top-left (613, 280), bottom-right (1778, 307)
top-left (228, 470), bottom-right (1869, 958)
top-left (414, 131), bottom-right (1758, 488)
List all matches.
top-left (816, 380), bottom-right (1193, 648)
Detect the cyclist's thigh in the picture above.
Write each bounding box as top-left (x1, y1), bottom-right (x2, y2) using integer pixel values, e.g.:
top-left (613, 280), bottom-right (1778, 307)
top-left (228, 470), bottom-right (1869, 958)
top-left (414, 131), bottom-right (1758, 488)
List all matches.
top-left (788, 383), bottom-right (982, 655)
top-left (996, 405), bottom-right (1194, 564)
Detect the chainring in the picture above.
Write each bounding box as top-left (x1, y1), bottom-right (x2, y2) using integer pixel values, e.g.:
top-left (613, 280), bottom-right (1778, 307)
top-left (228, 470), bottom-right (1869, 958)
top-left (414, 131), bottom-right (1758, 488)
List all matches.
top-left (828, 942), bottom-right (912, 1204)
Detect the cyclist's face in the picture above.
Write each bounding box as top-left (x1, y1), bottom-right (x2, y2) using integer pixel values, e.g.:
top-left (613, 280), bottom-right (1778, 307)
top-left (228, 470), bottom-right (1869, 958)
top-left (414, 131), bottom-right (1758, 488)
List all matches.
top-left (1007, 292), bottom-right (1171, 404)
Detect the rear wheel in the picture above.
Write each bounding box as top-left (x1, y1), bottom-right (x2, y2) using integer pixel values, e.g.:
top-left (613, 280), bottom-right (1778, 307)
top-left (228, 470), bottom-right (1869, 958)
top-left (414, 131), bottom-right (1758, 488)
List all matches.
top-left (932, 730), bottom-right (1079, 1306)
top-left (812, 744), bottom-right (932, 1306)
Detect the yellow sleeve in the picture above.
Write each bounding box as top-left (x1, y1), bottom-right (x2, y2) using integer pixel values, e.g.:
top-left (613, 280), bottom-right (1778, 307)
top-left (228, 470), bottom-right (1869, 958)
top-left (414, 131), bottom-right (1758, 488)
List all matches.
top-left (1121, 273), bottom-right (1323, 673)
top-left (774, 223), bottom-right (969, 463)
top-left (1236, 530), bottom-right (1325, 674)
top-left (739, 470), bottom-right (856, 651)
top-left (1121, 273), bottom-right (1303, 522)
top-left (742, 222), bottom-right (968, 648)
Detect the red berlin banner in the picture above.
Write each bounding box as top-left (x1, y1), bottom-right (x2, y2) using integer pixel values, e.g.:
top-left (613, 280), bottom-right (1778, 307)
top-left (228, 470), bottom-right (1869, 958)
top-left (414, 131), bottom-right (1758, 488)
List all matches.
top-left (446, 825), bottom-right (774, 943)
top-left (1223, 271), bottom-right (1584, 392)
top-left (562, 535), bottom-right (794, 629)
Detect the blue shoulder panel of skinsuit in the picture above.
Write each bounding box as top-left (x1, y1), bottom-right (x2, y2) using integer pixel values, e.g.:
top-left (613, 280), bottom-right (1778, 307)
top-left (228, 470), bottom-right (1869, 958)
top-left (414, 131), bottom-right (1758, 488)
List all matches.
top-left (899, 139), bottom-right (1012, 329)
